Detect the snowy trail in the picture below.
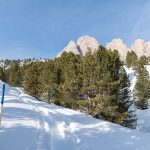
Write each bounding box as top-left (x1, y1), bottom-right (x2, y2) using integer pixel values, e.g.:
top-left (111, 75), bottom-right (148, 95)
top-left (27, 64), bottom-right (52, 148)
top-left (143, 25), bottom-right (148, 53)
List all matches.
top-left (17, 90), bottom-right (52, 150)
top-left (0, 85), bottom-right (52, 150)
top-left (1, 84), bottom-right (150, 149)
top-left (18, 90), bottom-right (82, 150)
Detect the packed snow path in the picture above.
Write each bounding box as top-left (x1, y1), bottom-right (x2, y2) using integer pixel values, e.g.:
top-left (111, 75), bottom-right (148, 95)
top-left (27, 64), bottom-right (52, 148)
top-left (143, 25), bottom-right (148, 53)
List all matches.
top-left (1, 84), bottom-right (150, 149)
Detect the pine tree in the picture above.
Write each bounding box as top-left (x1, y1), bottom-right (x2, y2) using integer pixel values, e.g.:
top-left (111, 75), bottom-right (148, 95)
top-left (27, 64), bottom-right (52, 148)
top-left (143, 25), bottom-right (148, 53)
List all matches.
top-left (7, 61), bottom-right (23, 86)
top-left (135, 65), bottom-right (150, 109)
top-left (38, 61), bottom-right (58, 103)
top-left (56, 52), bottom-right (82, 109)
top-left (0, 67), bottom-right (5, 81)
top-left (117, 68), bottom-right (137, 128)
top-left (126, 51), bottom-right (132, 67)
top-left (24, 63), bottom-right (40, 98)
top-left (126, 50), bottom-right (138, 68)
top-left (82, 51), bottom-right (97, 98)
top-left (138, 55), bottom-right (148, 66)
top-left (131, 50), bottom-right (138, 67)
top-left (87, 48), bottom-right (137, 128)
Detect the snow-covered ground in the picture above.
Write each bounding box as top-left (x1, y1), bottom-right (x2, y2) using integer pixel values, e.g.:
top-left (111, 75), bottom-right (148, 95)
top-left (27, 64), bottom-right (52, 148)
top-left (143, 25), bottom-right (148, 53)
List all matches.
top-left (124, 66), bottom-right (137, 92)
top-left (125, 65), bottom-right (150, 134)
top-left (136, 65), bottom-right (150, 133)
top-left (0, 66), bottom-right (150, 150)
top-left (0, 83), bottom-right (150, 149)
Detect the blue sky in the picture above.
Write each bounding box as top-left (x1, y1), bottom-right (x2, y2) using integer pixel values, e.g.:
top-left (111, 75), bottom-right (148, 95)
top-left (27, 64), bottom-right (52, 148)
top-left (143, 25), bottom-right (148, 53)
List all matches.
top-left (0, 0), bottom-right (150, 59)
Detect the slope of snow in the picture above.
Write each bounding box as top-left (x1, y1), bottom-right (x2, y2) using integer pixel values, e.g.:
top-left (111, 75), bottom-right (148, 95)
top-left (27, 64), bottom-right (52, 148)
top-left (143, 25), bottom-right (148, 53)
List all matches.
top-left (124, 66), bottom-right (137, 92)
top-left (0, 83), bottom-right (150, 149)
top-left (135, 65), bottom-right (150, 133)
top-left (125, 65), bottom-right (150, 134)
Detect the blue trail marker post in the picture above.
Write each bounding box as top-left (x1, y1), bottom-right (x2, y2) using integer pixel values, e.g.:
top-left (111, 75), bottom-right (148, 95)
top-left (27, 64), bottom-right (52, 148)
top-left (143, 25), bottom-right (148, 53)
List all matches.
top-left (0, 84), bottom-right (5, 127)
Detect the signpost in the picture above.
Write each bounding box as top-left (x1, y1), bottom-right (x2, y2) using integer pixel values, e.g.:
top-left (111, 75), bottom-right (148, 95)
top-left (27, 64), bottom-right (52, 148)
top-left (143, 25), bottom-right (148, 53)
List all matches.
top-left (0, 84), bottom-right (5, 127)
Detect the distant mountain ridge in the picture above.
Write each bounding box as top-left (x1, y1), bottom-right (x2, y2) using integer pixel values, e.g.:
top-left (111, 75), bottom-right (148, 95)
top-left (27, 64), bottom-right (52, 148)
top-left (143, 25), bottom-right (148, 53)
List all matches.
top-left (0, 58), bottom-right (49, 69)
top-left (57, 35), bottom-right (150, 60)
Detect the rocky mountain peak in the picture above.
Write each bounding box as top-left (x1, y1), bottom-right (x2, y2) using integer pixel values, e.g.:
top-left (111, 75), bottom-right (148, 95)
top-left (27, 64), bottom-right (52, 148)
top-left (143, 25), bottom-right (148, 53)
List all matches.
top-left (56, 36), bottom-right (150, 60)
top-left (57, 35), bottom-right (99, 57)
top-left (131, 39), bottom-right (150, 57)
top-left (77, 35), bottom-right (99, 56)
top-left (106, 38), bottom-right (129, 60)
top-left (57, 40), bottom-right (80, 57)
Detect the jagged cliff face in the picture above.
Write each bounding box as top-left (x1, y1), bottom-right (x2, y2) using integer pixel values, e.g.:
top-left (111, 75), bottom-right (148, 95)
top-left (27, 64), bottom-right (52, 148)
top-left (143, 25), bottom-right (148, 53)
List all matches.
top-left (57, 35), bottom-right (99, 57)
top-left (131, 39), bottom-right (150, 58)
top-left (77, 35), bottom-right (99, 56)
top-left (106, 39), bottom-right (129, 60)
top-left (107, 39), bottom-right (150, 60)
top-left (57, 35), bottom-right (150, 60)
